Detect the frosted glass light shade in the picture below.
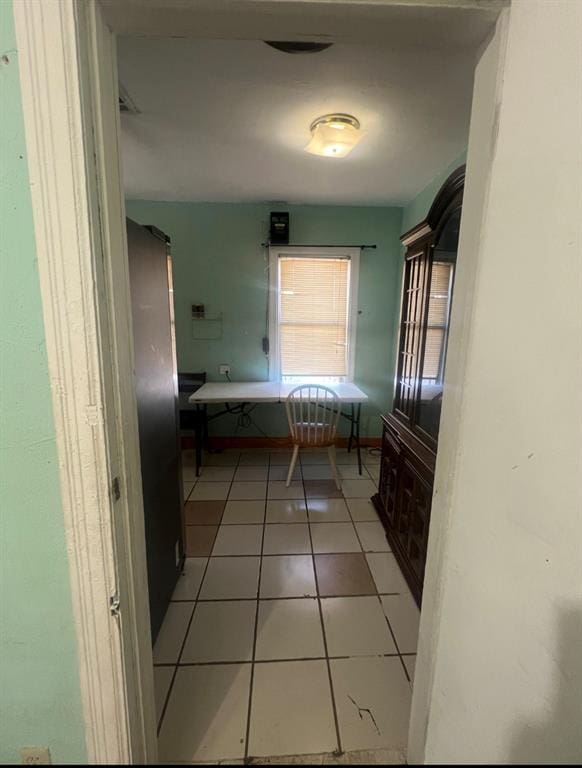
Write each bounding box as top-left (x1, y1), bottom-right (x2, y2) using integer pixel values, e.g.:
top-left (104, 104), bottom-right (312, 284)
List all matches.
top-left (305, 114), bottom-right (362, 158)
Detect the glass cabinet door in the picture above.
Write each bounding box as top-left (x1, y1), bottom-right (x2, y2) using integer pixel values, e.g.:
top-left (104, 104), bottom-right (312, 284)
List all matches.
top-left (394, 245), bottom-right (429, 422)
top-left (416, 207), bottom-right (461, 439)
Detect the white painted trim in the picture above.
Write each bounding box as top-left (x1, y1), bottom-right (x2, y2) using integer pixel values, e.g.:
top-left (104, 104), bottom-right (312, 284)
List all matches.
top-left (268, 246), bottom-right (360, 382)
top-left (13, 0), bottom-right (155, 762)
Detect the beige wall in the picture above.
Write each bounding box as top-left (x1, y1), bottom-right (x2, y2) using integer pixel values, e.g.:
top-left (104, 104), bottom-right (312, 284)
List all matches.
top-left (410, 0), bottom-right (582, 763)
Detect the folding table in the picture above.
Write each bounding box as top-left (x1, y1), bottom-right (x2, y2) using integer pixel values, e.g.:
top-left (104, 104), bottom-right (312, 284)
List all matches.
top-left (188, 381), bottom-right (369, 475)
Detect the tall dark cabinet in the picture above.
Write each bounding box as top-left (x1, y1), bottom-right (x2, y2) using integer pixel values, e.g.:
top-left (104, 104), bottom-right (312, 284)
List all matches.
top-left (127, 219), bottom-right (184, 641)
top-left (372, 166), bottom-right (465, 606)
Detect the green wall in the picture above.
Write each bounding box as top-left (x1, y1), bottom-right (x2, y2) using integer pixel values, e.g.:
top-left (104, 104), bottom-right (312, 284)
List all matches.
top-left (401, 150), bottom-right (467, 233)
top-left (126, 201), bottom-right (403, 437)
top-left (0, 1), bottom-right (87, 763)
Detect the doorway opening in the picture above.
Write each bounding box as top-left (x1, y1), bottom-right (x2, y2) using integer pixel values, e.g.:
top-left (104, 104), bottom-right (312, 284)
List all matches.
top-left (114, 11), bottom-right (488, 763)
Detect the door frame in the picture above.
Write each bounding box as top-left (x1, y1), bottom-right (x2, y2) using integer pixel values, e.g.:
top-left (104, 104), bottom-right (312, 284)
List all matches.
top-left (13, 0), bottom-right (509, 762)
top-left (13, 0), bottom-right (156, 762)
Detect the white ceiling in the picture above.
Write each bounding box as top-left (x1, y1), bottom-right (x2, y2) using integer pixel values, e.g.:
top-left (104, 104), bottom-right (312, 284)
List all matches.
top-left (118, 34), bottom-right (478, 205)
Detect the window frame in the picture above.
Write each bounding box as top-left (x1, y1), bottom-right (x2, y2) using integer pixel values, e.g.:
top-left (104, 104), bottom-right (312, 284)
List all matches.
top-left (268, 246), bottom-right (360, 382)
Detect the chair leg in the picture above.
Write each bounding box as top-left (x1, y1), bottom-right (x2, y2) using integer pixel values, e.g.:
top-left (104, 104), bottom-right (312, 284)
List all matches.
top-left (286, 445), bottom-right (299, 487)
top-left (327, 444), bottom-right (341, 490)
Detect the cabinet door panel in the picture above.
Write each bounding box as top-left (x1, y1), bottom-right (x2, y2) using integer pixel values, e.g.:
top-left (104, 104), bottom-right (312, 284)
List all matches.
top-left (379, 428), bottom-right (401, 528)
top-left (397, 457), bottom-right (432, 585)
top-left (394, 245), bottom-right (430, 424)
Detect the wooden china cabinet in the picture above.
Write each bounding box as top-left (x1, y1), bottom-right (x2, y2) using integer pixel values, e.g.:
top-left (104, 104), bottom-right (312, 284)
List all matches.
top-left (372, 166), bottom-right (465, 606)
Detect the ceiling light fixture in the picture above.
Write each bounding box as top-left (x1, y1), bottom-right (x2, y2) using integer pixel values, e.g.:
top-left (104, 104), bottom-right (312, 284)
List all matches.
top-left (265, 41), bottom-right (333, 54)
top-left (305, 114), bottom-right (363, 158)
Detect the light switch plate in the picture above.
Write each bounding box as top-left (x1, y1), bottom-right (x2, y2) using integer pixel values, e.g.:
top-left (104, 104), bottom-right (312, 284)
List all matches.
top-left (20, 747), bottom-right (51, 765)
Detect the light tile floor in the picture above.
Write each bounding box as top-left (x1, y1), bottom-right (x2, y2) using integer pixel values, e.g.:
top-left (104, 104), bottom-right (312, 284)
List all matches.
top-left (155, 447), bottom-right (419, 764)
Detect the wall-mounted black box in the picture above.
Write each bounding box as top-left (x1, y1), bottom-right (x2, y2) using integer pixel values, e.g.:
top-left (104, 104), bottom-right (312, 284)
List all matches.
top-left (270, 211), bottom-right (289, 244)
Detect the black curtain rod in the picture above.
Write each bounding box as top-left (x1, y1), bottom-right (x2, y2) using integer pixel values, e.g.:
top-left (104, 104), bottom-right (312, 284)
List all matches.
top-left (262, 243), bottom-right (377, 249)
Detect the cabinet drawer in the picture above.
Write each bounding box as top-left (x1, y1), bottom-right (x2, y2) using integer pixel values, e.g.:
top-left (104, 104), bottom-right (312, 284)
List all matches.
top-left (379, 427), bottom-right (401, 527)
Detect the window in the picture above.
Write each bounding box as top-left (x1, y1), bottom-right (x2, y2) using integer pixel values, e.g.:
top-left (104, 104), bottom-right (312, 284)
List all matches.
top-left (269, 247), bottom-right (359, 382)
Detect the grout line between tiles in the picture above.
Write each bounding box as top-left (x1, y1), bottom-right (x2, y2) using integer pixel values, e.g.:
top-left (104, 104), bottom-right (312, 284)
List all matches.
top-left (157, 449), bottom-right (240, 735)
top-left (189, 549), bottom-right (385, 558)
top-left (156, 559), bottom-right (209, 736)
top-left (303, 470), bottom-right (344, 757)
top-left (376, 592), bottom-right (411, 683)
top-left (154, 652), bottom-right (403, 668)
top-left (170, 589), bottom-right (405, 603)
top-left (243, 452), bottom-right (269, 761)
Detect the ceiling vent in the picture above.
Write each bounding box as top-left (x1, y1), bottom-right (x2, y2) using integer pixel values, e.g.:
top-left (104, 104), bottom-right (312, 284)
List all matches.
top-left (264, 41), bottom-right (333, 54)
top-left (118, 82), bottom-right (140, 114)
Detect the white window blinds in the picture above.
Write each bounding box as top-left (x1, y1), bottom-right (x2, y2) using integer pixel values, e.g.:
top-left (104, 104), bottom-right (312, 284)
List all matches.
top-left (278, 256), bottom-right (350, 377)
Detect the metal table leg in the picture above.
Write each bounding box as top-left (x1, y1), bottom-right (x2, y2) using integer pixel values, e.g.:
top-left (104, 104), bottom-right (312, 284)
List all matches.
top-left (195, 403), bottom-right (203, 477)
top-left (355, 403), bottom-right (362, 475)
top-left (347, 402), bottom-right (355, 453)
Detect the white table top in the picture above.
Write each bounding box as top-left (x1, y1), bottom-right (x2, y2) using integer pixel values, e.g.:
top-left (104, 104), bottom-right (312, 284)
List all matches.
top-left (189, 381), bottom-right (368, 404)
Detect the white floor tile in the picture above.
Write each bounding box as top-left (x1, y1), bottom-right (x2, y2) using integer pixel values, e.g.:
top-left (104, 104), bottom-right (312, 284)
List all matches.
top-left (302, 464), bottom-right (335, 480)
top-left (366, 553), bottom-right (409, 594)
top-left (367, 466), bottom-right (381, 483)
top-left (403, 655), bottom-right (416, 684)
top-left (334, 449), bottom-right (360, 465)
top-left (198, 466), bottom-right (235, 482)
top-left (380, 594), bottom-right (420, 654)
top-left (181, 601), bottom-right (256, 662)
top-left (212, 524), bottom-right (263, 556)
top-left (189, 481), bottom-right (231, 501)
top-left (199, 556), bottom-right (260, 599)
top-left (355, 522), bottom-right (390, 553)
top-left (307, 498), bottom-right (351, 523)
top-left (235, 465), bottom-right (269, 481)
top-left (239, 451), bottom-right (270, 466)
top-left (347, 498), bottom-right (380, 522)
top-left (310, 522), bottom-right (361, 554)
top-left (330, 656), bottom-right (411, 751)
top-left (222, 499), bottom-right (265, 524)
top-left (255, 598), bottom-right (324, 660)
top-left (158, 664), bottom-right (251, 762)
top-left (182, 465), bottom-right (199, 481)
top-left (321, 596), bottom-right (396, 657)
top-left (363, 451), bottom-right (381, 466)
top-left (268, 481), bottom-right (305, 499)
top-left (263, 523), bottom-right (311, 555)
top-left (153, 603), bottom-right (193, 664)
top-left (229, 481), bottom-right (267, 500)
top-left (248, 660), bottom-right (337, 757)
top-left (299, 450), bottom-right (329, 465)
top-left (172, 558), bottom-right (207, 600)
top-left (270, 451), bottom-right (295, 465)
top-left (339, 465), bottom-right (371, 479)
top-left (260, 555), bottom-right (316, 598)
top-left (340, 478), bottom-right (377, 498)
top-left (153, 666), bottom-right (173, 723)
top-left (266, 499), bottom-right (308, 523)
top-left (183, 481), bottom-right (195, 500)
top-left (205, 451), bottom-right (240, 466)
top-left (268, 464), bottom-right (302, 482)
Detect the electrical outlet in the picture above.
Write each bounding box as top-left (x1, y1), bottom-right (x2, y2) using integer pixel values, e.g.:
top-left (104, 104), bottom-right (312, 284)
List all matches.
top-left (219, 364), bottom-right (230, 376)
top-left (20, 747), bottom-right (51, 765)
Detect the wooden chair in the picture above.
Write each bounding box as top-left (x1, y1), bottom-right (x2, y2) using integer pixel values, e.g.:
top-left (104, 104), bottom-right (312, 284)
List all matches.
top-left (285, 385), bottom-right (342, 489)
